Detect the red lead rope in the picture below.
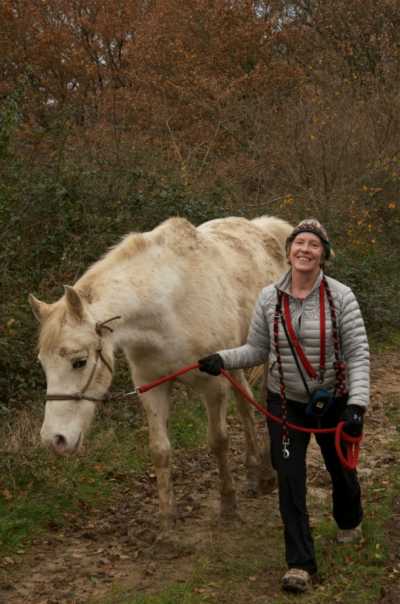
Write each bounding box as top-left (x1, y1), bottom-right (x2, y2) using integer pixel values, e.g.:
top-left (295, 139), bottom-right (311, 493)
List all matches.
top-left (133, 363), bottom-right (361, 471)
top-left (282, 280), bottom-right (326, 381)
top-left (320, 281), bottom-right (326, 377)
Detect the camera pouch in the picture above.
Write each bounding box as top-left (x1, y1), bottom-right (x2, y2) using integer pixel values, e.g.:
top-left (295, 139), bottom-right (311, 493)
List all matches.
top-left (306, 388), bottom-right (334, 418)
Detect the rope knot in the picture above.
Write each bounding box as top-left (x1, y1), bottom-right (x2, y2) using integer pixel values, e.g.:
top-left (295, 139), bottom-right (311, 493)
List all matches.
top-left (95, 315), bottom-right (122, 337)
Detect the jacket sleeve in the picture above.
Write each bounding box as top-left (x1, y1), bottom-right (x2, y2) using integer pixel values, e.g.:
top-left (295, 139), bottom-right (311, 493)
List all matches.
top-left (340, 288), bottom-right (370, 409)
top-left (218, 289), bottom-right (271, 369)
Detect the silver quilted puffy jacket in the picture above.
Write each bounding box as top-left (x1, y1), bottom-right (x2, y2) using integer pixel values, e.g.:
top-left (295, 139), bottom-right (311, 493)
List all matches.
top-left (218, 270), bottom-right (370, 409)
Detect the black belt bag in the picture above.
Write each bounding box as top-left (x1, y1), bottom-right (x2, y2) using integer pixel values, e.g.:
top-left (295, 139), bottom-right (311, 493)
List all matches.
top-left (306, 388), bottom-right (334, 418)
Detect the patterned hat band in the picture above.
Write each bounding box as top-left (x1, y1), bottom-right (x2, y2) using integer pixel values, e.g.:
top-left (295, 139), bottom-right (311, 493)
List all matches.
top-left (286, 219), bottom-right (331, 260)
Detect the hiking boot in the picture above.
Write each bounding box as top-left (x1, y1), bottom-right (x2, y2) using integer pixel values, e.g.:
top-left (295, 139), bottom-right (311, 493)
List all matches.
top-left (336, 525), bottom-right (363, 544)
top-left (281, 568), bottom-right (312, 593)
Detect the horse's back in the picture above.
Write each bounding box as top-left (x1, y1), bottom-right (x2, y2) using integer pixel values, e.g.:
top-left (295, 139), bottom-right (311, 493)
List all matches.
top-left (102, 215), bottom-right (290, 273)
top-left (151, 214), bottom-right (291, 308)
top-left (197, 214), bottom-right (291, 278)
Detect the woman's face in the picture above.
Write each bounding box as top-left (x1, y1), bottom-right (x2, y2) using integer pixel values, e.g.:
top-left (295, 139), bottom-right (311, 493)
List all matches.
top-left (289, 232), bottom-right (324, 276)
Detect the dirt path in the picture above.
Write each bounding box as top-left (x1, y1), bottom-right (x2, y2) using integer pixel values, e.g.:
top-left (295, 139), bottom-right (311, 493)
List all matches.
top-left (0, 352), bottom-right (399, 604)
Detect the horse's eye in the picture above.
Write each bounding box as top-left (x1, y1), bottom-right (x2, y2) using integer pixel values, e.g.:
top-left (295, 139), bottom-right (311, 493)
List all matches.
top-left (72, 359), bottom-right (87, 370)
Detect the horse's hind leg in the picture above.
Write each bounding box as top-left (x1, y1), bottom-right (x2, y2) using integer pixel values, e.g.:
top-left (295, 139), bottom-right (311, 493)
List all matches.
top-left (203, 381), bottom-right (237, 519)
top-left (232, 370), bottom-right (276, 495)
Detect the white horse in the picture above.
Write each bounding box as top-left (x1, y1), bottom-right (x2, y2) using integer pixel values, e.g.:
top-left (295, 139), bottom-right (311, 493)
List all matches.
top-left (29, 215), bottom-right (292, 530)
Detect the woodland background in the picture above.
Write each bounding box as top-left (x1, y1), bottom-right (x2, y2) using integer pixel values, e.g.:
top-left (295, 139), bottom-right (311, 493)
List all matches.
top-left (1, 0), bottom-right (400, 410)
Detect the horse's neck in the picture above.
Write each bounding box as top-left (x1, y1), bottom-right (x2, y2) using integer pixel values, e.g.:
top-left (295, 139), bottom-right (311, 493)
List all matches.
top-left (82, 280), bottom-right (141, 322)
top-left (77, 259), bottom-right (162, 337)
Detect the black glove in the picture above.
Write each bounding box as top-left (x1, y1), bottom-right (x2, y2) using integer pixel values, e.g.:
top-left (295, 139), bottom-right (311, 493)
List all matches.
top-left (198, 353), bottom-right (224, 376)
top-left (341, 404), bottom-right (365, 437)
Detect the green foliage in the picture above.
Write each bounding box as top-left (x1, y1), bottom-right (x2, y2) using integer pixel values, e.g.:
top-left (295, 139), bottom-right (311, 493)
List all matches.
top-left (0, 92), bottom-right (21, 162)
top-left (330, 243), bottom-right (400, 340)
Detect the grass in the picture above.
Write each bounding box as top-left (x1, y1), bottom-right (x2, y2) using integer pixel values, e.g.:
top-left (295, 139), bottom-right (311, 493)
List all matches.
top-left (169, 393), bottom-right (208, 449)
top-left (97, 584), bottom-right (207, 604)
top-left (0, 431), bottom-right (144, 552)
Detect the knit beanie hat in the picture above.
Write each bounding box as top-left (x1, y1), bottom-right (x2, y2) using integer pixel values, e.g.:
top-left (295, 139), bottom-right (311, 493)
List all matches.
top-left (286, 218), bottom-right (332, 260)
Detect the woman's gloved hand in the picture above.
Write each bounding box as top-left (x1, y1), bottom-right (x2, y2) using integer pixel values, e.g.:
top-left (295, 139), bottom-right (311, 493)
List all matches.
top-left (340, 404), bottom-right (365, 437)
top-left (198, 353), bottom-right (224, 376)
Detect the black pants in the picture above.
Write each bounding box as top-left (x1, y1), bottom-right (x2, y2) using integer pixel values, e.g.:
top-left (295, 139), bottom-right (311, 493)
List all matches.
top-left (267, 390), bottom-right (363, 574)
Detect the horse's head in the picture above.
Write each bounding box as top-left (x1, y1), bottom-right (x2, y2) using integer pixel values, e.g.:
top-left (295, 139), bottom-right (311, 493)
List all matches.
top-left (29, 286), bottom-right (114, 455)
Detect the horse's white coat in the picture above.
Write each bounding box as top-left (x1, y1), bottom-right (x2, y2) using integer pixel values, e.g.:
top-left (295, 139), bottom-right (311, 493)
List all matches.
top-left (29, 215), bottom-right (292, 527)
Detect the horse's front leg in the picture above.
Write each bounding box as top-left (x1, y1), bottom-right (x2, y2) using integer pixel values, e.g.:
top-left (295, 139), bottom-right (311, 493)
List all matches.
top-left (203, 380), bottom-right (237, 519)
top-left (140, 382), bottom-right (176, 531)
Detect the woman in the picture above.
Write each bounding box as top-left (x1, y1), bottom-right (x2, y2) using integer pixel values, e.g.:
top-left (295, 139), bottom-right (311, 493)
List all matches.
top-left (198, 219), bottom-right (369, 593)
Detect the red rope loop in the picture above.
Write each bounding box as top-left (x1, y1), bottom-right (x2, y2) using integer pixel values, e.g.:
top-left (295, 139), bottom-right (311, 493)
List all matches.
top-left (335, 421), bottom-right (360, 470)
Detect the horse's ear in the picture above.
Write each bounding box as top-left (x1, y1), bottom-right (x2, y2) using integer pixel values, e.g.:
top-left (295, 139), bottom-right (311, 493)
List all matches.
top-left (64, 285), bottom-right (85, 322)
top-left (28, 294), bottom-right (52, 323)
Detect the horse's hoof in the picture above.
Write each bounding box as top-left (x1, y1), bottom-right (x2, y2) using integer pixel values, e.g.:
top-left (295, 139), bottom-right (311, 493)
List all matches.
top-left (258, 474), bottom-right (277, 495)
top-left (150, 532), bottom-right (195, 559)
top-left (220, 497), bottom-right (241, 523)
top-left (245, 486), bottom-right (259, 498)
top-left (159, 514), bottom-right (177, 533)
top-left (218, 510), bottom-right (245, 526)
top-left (244, 478), bottom-right (259, 497)
top-left (220, 493), bottom-right (238, 518)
